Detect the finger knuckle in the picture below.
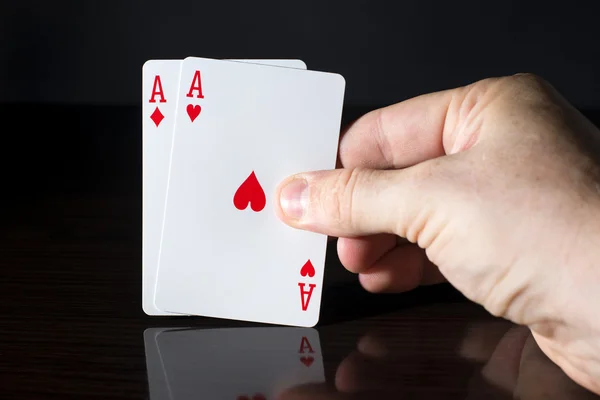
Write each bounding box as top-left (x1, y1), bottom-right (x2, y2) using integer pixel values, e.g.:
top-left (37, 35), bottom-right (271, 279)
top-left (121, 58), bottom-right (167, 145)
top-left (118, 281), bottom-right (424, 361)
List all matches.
top-left (468, 73), bottom-right (553, 105)
top-left (320, 168), bottom-right (364, 227)
top-left (503, 72), bottom-right (554, 99)
top-left (397, 160), bottom-right (443, 239)
top-left (511, 72), bottom-right (548, 88)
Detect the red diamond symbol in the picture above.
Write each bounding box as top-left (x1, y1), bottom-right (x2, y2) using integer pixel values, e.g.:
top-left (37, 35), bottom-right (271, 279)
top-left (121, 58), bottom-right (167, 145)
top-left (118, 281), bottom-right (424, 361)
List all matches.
top-left (150, 106), bottom-right (165, 127)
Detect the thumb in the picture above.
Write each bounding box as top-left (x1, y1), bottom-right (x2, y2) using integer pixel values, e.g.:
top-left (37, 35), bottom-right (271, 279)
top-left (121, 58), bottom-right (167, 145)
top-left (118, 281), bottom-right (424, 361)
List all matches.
top-left (274, 165), bottom-right (442, 239)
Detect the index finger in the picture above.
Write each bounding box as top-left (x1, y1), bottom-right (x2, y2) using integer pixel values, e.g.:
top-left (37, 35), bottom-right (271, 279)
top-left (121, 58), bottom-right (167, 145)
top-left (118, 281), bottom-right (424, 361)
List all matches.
top-left (338, 80), bottom-right (493, 170)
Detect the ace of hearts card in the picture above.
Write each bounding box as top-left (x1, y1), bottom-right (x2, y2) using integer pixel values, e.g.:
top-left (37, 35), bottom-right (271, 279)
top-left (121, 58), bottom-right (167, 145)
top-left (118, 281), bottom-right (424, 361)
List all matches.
top-left (154, 57), bottom-right (345, 326)
top-left (142, 59), bottom-right (308, 316)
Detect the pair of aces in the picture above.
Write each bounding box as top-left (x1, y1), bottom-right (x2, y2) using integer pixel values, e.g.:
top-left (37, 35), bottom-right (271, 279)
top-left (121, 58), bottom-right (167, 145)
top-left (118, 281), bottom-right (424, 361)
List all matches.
top-left (144, 327), bottom-right (324, 399)
top-left (142, 57), bottom-right (346, 326)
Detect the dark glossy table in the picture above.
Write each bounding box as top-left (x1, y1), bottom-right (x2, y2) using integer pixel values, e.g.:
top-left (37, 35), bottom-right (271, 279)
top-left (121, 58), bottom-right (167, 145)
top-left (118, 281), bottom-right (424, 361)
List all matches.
top-left (1, 105), bottom-right (598, 399)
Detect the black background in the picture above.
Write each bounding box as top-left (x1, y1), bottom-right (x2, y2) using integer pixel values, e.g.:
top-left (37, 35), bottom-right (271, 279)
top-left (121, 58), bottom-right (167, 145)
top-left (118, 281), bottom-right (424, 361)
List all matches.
top-left (1, 0), bottom-right (600, 108)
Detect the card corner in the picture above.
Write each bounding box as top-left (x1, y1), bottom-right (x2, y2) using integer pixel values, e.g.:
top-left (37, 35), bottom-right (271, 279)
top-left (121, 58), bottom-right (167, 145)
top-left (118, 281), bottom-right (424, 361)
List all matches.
top-left (182, 55), bottom-right (202, 64)
top-left (141, 304), bottom-right (155, 316)
top-left (141, 59), bottom-right (156, 71)
top-left (302, 316), bottom-right (320, 329)
top-left (295, 59), bottom-right (308, 69)
top-left (332, 72), bottom-right (346, 88)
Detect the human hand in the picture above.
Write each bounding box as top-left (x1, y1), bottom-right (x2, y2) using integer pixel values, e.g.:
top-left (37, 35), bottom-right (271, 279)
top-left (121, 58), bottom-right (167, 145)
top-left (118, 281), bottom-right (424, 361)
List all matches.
top-left (275, 74), bottom-right (600, 393)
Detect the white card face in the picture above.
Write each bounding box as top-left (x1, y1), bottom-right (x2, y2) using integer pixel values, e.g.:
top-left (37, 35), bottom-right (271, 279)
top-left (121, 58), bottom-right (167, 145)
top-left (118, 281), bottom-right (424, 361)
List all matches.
top-left (143, 60), bottom-right (182, 316)
top-left (149, 328), bottom-right (324, 399)
top-left (142, 59), bottom-right (307, 316)
top-left (155, 57), bottom-right (345, 326)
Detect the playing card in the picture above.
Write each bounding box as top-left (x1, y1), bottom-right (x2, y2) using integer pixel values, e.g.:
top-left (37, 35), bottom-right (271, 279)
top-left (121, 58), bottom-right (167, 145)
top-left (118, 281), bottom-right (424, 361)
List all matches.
top-left (155, 57), bottom-right (345, 326)
top-left (142, 59), bottom-right (308, 316)
top-left (147, 327), bottom-right (324, 400)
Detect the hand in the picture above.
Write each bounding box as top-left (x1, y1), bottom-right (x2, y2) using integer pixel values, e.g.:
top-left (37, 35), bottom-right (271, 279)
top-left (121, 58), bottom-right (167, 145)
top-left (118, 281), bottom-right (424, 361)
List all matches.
top-left (275, 74), bottom-right (600, 393)
top-left (279, 319), bottom-right (599, 399)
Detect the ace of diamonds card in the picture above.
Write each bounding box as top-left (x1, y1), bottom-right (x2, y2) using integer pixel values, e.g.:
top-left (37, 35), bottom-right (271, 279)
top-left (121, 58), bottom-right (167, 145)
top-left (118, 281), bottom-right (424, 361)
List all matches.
top-left (155, 57), bottom-right (345, 326)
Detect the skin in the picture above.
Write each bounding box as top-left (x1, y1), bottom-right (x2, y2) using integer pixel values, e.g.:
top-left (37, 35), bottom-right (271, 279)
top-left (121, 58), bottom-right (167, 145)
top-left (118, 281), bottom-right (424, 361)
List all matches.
top-left (274, 74), bottom-right (600, 394)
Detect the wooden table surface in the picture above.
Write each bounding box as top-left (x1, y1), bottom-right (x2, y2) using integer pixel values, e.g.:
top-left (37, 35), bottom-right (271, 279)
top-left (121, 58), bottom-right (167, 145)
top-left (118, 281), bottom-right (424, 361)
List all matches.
top-left (1, 105), bottom-right (598, 399)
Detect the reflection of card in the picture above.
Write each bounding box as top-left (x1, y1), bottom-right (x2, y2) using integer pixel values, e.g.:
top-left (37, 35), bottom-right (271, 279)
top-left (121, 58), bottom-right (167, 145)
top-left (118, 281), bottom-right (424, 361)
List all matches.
top-left (144, 328), bottom-right (178, 400)
top-left (155, 57), bottom-right (345, 326)
top-left (142, 59), bottom-right (307, 316)
top-left (146, 327), bottom-right (324, 400)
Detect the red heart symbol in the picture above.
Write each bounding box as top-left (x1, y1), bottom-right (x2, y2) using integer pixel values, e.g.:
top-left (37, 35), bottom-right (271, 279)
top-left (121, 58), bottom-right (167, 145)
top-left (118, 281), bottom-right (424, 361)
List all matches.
top-left (300, 356), bottom-right (314, 367)
top-left (300, 259), bottom-right (315, 278)
top-left (237, 395), bottom-right (265, 400)
top-left (233, 171), bottom-right (266, 212)
top-left (186, 104), bottom-right (201, 122)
